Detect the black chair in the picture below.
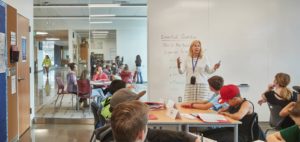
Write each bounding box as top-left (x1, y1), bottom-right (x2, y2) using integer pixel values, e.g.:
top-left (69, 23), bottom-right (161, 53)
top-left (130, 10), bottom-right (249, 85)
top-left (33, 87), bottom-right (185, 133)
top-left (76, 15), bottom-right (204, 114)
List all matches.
top-left (90, 102), bottom-right (107, 142)
top-left (249, 112), bottom-right (265, 141)
top-left (292, 86), bottom-right (300, 101)
top-left (265, 102), bottom-right (294, 134)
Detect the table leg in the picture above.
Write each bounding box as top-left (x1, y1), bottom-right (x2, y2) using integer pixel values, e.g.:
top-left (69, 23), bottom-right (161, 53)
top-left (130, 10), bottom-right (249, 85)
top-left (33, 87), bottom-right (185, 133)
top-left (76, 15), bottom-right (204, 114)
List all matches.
top-left (234, 124), bottom-right (238, 142)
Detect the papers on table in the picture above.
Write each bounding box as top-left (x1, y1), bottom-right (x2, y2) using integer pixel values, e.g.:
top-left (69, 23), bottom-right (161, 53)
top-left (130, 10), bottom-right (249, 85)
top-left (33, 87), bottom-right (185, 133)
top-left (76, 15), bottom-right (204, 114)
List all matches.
top-left (197, 113), bottom-right (228, 123)
top-left (144, 102), bottom-right (165, 110)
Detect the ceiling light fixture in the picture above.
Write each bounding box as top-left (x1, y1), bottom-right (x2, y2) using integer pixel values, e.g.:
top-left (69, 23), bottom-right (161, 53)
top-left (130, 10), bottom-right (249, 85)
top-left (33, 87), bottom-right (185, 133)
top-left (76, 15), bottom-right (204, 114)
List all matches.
top-left (46, 38), bottom-right (60, 41)
top-left (92, 33), bottom-right (108, 36)
top-left (88, 4), bottom-right (121, 8)
top-left (90, 14), bottom-right (116, 17)
top-left (92, 31), bottom-right (109, 34)
top-left (90, 21), bottom-right (113, 24)
top-left (36, 31), bottom-right (48, 35)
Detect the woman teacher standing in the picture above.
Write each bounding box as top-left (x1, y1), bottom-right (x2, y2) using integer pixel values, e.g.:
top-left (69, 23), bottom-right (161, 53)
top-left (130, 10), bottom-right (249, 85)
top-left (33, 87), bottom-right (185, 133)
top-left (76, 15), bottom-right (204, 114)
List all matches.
top-left (177, 40), bottom-right (220, 102)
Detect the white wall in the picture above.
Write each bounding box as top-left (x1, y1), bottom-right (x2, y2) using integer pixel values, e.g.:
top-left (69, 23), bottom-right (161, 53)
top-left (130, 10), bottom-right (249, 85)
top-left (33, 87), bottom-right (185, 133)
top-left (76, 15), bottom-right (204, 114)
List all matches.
top-left (90, 38), bottom-right (116, 61)
top-left (148, 0), bottom-right (300, 121)
top-left (3, 0), bottom-right (34, 121)
top-left (117, 28), bottom-right (147, 81)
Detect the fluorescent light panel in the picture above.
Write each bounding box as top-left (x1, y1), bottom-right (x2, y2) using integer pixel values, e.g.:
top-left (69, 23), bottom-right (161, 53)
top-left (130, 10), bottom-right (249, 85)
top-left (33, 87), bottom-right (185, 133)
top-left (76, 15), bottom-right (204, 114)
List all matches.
top-left (34, 6), bottom-right (86, 8)
top-left (36, 31), bottom-right (48, 35)
top-left (89, 4), bottom-right (121, 8)
top-left (46, 38), bottom-right (60, 41)
top-left (92, 31), bottom-right (109, 34)
top-left (90, 14), bottom-right (116, 17)
top-left (90, 21), bottom-right (112, 24)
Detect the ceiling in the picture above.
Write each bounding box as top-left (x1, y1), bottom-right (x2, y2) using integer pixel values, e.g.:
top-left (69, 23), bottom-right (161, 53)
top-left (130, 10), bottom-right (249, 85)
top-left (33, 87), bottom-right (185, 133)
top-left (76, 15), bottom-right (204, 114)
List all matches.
top-left (33, 0), bottom-right (147, 42)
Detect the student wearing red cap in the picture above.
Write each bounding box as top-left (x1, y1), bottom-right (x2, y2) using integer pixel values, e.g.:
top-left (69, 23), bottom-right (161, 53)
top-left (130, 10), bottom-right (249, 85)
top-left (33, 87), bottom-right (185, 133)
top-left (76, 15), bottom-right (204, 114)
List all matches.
top-left (203, 84), bottom-right (255, 142)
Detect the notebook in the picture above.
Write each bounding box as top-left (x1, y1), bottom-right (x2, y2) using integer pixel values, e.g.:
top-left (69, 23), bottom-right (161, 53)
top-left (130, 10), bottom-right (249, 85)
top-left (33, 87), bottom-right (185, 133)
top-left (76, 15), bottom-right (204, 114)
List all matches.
top-left (197, 113), bottom-right (228, 123)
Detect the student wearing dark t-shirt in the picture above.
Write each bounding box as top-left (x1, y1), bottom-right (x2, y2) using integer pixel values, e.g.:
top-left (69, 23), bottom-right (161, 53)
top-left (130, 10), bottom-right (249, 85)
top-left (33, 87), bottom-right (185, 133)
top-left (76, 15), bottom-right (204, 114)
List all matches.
top-left (258, 72), bottom-right (295, 129)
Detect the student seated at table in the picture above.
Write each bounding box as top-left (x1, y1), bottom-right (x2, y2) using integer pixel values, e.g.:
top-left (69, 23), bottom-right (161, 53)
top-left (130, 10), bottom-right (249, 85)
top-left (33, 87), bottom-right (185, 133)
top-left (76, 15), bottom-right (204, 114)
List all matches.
top-left (100, 80), bottom-right (127, 120)
top-left (203, 84), bottom-right (255, 142)
top-left (267, 101), bottom-right (300, 142)
top-left (92, 66), bottom-right (109, 89)
top-left (181, 75), bottom-right (227, 111)
top-left (258, 72), bottom-right (295, 129)
top-left (95, 89), bottom-right (200, 142)
top-left (93, 66), bottom-right (109, 81)
top-left (80, 69), bottom-right (105, 104)
top-left (66, 63), bottom-right (77, 94)
top-left (120, 64), bottom-right (133, 83)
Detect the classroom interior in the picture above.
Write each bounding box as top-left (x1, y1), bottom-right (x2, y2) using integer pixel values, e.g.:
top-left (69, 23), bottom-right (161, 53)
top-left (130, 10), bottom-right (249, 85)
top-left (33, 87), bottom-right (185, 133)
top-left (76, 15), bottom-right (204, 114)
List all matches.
top-left (1, 0), bottom-right (300, 141)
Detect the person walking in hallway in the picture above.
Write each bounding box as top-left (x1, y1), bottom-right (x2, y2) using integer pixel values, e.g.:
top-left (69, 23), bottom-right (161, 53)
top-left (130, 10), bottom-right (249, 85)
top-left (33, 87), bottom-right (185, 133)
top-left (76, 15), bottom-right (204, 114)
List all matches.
top-left (42, 55), bottom-right (52, 77)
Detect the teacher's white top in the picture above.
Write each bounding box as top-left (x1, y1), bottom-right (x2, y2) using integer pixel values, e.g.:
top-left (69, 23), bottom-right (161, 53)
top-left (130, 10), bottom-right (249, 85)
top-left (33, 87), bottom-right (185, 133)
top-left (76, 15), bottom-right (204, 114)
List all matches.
top-left (178, 55), bottom-right (215, 84)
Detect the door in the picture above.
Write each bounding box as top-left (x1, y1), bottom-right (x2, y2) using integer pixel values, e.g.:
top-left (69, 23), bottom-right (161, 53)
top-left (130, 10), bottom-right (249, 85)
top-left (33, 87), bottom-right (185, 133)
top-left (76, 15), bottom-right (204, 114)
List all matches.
top-left (17, 14), bottom-right (30, 136)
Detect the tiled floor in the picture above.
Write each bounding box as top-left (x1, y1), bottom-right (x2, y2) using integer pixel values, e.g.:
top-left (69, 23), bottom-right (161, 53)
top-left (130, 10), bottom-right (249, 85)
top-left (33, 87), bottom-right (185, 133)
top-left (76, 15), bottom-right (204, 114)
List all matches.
top-left (19, 124), bottom-right (94, 142)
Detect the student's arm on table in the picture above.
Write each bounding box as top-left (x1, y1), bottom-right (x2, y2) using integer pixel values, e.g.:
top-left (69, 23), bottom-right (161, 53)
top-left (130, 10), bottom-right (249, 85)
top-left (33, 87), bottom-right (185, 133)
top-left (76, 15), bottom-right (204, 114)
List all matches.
top-left (279, 102), bottom-right (296, 117)
top-left (219, 101), bottom-right (251, 120)
top-left (266, 132), bottom-right (286, 142)
top-left (181, 101), bottom-right (212, 110)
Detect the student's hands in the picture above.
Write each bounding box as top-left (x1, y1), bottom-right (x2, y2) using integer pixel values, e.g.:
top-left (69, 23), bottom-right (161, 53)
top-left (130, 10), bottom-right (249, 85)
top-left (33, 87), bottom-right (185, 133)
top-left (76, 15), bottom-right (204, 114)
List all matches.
top-left (177, 57), bottom-right (182, 68)
top-left (181, 102), bottom-right (192, 108)
top-left (218, 111), bottom-right (229, 117)
top-left (257, 99), bottom-right (266, 106)
top-left (268, 83), bottom-right (275, 91)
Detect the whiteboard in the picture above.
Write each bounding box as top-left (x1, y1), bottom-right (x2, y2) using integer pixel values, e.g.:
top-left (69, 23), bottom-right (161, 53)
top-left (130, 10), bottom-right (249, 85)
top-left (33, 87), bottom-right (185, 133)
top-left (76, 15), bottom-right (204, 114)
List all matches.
top-left (148, 0), bottom-right (300, 121)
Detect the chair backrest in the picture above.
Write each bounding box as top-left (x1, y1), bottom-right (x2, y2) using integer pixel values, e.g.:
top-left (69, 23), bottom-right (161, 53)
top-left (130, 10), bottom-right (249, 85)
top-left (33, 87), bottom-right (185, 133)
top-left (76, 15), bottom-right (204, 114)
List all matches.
top-left (77, 79), bottom-right (91, 96)
top-left (91, 102), bottom-right (100, 128)
top-left (291, 91), bottom-right (298, 102)
top-left (56, 77), bottom-right (64, 88)
top-left (55, 77), bottom-right (65, 93)
top-left (267, 102), bottom-right (285, 128)
top-left (249, 112), bottom-right (266, 141)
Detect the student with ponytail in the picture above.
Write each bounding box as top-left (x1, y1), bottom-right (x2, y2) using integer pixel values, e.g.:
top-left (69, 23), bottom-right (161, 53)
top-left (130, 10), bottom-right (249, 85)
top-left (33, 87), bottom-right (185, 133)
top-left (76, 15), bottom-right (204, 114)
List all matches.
top-left (258, 72), bottom-right (295, 129)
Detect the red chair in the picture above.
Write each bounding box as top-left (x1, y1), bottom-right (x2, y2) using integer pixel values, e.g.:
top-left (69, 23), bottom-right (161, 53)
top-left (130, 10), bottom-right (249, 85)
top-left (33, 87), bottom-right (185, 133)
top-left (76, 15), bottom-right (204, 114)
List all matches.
top-left (76, 79), bottom-right (92, 111)
top-left (55, 77), bottom-right (74, 108)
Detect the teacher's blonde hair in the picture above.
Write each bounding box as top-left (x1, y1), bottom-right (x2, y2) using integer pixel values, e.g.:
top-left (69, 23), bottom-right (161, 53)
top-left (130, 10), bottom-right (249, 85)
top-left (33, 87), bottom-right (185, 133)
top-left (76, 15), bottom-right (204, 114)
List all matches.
top-left (188, 40), bottom-right (203, 58)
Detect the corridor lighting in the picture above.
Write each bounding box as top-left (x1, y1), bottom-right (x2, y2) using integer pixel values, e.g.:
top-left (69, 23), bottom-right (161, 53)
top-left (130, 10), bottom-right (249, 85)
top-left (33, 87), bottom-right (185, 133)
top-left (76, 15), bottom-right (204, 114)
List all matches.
top-left (46, 38), bottom-right (60, 41)
top-left (36, 32), bottom-right (48, 35)
top-left (90, 21), bottom-right (112, 24)
top-left (90, 14), bottom-right (116, 17)
top-left (88, 4), bottom-right (121, 8)
top-left (92, 31), bottom-right (109, 34)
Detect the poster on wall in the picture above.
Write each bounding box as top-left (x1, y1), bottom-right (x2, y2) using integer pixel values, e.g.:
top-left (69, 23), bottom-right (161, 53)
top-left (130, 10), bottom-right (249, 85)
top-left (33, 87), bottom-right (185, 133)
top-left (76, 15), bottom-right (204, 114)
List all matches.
top-left (21, 36), bottom-right (26, 62)
top-left (10, 32), bottom-right (16, 45)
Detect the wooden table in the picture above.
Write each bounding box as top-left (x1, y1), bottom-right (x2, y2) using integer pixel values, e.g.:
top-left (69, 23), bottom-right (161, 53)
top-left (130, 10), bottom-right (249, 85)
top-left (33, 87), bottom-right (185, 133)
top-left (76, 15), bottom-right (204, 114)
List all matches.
top-left (148, 105), bottom-right (241, 142)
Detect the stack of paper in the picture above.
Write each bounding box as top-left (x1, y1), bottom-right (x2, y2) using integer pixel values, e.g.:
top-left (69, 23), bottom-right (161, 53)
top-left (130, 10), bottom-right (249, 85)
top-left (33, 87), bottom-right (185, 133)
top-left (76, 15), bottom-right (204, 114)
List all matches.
top-left (198, 113), bottom-right (228, 123)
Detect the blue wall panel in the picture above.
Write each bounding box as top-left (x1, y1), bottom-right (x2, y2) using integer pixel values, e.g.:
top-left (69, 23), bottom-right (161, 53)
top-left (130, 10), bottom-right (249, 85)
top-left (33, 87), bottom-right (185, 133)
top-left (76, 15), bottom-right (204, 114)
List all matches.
top-left (0, 0), bottom-right (7, 141)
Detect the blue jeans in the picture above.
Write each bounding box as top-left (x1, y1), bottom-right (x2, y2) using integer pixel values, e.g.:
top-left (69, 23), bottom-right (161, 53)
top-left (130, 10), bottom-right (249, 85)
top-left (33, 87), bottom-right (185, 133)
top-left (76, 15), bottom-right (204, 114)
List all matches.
top-left (136, 67), bottom-right (143, 83)
top-left (91, 88), bottom-right (105, 104)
